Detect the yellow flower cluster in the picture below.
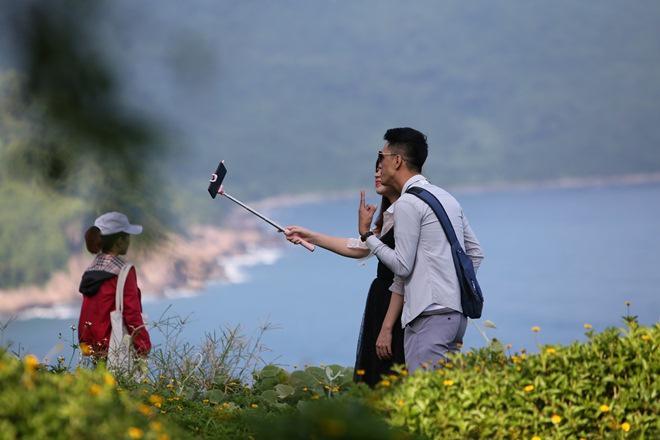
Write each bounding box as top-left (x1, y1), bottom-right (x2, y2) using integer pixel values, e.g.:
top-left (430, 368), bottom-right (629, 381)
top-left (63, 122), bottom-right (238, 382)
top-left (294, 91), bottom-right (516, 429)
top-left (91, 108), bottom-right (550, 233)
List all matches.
top-left (524, 385), bottom-right (534, 393)
top-left (149, 394), bottom-right (164, 408)
top-left (531, 326), bottom-right (541, 333)
top-left (24, 354), bottom-right (39, 373)
top-left (103, 372), bottom-right (116, 387)
top-left (137, 404), bottom-right (152, 416)
top-left (89, 384), bottom-right (102, 396)
top-left (127, 427), bottom-right (143, 439)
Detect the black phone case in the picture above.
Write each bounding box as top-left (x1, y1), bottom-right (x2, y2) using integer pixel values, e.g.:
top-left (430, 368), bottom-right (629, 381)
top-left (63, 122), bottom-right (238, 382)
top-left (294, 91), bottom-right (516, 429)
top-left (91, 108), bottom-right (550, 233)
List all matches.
top-left (208, 161), bottom-right (227, 199)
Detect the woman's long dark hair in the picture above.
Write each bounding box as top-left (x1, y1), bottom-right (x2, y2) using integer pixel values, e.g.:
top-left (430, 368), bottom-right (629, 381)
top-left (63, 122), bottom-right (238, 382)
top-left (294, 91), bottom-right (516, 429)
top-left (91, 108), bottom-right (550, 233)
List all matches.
top-left (84, 226), bottom-right (128, 254)
top-left (374, 158), bottom-right (391, 233)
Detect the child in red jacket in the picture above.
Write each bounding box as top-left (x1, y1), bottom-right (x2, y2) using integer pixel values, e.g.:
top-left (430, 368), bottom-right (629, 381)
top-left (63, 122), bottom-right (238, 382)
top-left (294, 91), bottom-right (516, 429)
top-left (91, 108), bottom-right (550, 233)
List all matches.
top-left (78, 212), bottom-right (151, 359)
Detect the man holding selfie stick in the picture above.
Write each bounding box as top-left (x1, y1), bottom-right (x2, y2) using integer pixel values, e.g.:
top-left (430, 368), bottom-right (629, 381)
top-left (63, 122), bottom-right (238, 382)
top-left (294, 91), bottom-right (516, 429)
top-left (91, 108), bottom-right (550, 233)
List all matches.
top-left (358, 127), bottom-right (484, 373)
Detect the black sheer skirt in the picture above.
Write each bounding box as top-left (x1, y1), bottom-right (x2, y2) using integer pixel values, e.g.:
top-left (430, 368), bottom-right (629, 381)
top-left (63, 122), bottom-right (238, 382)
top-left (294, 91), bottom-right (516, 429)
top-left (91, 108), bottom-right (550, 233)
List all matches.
top-left (353, 229), bottom-right (405, 387)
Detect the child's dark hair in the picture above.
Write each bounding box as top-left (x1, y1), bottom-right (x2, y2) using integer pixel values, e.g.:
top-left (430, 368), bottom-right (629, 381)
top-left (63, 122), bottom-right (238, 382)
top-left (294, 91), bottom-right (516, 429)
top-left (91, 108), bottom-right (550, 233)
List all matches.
top-left (84, 226), bottom-right (128, 254)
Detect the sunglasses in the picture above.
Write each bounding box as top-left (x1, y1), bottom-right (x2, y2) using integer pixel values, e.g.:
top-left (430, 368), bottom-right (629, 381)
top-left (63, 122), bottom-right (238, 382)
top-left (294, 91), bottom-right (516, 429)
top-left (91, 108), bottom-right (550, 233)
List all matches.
top-left (377, 151), bottom-right (399, 162)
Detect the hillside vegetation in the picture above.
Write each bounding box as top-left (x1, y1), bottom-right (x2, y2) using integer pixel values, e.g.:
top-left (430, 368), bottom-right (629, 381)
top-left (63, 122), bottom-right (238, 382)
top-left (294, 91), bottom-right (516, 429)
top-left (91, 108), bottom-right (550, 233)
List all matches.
top-left (0, 317), bottom-right (657, 438)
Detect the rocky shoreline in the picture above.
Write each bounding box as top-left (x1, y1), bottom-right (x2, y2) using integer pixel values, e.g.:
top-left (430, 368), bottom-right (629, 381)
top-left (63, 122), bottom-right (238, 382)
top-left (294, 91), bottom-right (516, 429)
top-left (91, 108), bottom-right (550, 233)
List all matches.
top-left (0, 217), bottom-right (282, 317)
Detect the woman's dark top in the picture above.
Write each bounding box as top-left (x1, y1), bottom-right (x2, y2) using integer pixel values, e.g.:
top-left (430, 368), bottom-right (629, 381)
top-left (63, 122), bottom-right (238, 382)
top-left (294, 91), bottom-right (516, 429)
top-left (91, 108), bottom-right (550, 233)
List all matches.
top-left (354, 228), bottom-right (405, 386)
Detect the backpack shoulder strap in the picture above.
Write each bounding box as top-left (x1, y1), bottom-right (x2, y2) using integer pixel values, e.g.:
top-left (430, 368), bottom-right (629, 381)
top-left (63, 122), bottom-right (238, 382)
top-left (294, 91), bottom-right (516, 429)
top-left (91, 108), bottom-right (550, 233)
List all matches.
top-left (115, 263), bottom-right (134, 313)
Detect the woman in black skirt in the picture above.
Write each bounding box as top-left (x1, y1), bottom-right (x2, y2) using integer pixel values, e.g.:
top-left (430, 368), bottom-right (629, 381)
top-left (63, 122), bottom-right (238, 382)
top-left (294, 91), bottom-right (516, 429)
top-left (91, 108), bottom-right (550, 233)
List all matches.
top-left (285, 161), bottom-right (405, 386)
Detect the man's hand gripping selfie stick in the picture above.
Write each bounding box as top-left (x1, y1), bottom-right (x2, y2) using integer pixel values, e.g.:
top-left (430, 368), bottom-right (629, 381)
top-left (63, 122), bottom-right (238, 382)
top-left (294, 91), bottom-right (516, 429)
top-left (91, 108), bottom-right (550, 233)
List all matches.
top-left (208, 162), bottom-right (315, 252)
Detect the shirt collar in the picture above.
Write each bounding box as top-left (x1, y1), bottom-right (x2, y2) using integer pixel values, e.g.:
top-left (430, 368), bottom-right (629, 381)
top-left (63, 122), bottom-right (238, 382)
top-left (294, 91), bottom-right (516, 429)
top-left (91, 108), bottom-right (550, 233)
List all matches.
top-left (401, 174), bottom-right (428, 194)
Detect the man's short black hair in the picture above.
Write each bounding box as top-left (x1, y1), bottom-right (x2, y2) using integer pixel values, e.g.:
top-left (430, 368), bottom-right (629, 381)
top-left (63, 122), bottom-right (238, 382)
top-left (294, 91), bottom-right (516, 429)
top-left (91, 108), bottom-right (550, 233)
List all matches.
top-left (383, 127), bottom-right (428, 173)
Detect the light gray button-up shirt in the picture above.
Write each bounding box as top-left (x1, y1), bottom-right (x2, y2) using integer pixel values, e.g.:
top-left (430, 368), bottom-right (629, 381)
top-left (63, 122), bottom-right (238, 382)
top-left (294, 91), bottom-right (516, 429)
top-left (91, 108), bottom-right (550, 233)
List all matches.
top-left (365, 175), bottom-right (484, 327)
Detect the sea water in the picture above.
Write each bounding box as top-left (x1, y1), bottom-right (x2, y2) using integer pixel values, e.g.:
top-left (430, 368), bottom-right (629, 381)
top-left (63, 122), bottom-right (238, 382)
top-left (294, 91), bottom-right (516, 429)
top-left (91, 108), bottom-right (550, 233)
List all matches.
top-left (3, 183), bottom-right (659, 367)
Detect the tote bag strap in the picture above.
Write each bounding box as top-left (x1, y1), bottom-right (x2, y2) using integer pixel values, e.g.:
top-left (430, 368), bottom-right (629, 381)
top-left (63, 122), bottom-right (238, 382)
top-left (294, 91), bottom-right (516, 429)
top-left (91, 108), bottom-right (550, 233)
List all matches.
top-left (115, 263), bottom-right (134, 314)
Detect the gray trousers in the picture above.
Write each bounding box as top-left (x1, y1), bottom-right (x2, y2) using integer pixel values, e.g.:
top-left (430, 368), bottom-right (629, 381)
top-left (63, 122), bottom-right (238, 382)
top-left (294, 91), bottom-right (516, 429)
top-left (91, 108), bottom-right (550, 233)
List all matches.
top-left (404, 310), bottom-right (468, 373)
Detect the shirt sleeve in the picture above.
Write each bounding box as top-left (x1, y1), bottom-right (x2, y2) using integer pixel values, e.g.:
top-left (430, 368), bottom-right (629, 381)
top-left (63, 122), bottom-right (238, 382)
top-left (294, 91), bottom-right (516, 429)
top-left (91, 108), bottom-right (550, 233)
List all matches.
top-left (346, 237), bottom-right (369, 250)
top-left (389, 276), bottom-right (404, 296)
top-left (462, 210), bottom-right (484, 272)
top-left (122, 267), bottom-right (152, 355)
top-left (365, 196), bottom-right (420, 278)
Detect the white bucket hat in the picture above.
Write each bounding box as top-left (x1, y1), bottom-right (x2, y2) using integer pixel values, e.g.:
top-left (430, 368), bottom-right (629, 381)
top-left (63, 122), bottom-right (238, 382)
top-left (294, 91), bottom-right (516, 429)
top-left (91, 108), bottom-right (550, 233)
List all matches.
top-left (94, 212), bottom-right (143, 236)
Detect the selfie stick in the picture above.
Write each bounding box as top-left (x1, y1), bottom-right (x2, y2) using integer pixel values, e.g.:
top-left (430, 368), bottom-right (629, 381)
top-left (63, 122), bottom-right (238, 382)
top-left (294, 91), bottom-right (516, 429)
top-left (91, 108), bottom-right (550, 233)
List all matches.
top-left (209, 162), bottom-right (315, 252)
top-left (220, 188), bottom-right (315, 252)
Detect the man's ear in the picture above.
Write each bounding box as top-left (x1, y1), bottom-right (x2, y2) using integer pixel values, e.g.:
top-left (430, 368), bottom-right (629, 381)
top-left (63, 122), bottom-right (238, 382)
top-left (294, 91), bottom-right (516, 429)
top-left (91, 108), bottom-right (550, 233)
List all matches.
top-left (394, 155), bottom-right (404, 170)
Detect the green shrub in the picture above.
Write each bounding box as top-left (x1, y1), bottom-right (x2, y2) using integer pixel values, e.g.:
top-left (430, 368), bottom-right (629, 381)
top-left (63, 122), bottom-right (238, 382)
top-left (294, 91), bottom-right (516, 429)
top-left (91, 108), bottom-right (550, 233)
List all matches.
top-left (249, 398), bottom-right (415, 440)
top-left (251, 364), bottom-right (362, 409)
top-left (378, 320), bottom-right (659, 439)
top-left (0, 349), bottom-right (180, 440)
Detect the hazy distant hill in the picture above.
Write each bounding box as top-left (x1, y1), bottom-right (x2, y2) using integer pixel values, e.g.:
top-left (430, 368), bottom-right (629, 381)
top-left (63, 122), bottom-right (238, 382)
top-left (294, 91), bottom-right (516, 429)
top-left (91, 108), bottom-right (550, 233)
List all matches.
top-left (95, 0), bottom-right (660, 197)
top-left (1, 0), bottom-right (660, 289)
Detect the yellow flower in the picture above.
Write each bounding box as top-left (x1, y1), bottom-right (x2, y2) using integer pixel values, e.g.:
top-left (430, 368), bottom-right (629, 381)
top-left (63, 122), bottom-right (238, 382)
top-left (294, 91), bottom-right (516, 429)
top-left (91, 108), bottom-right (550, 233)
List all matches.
top-left (103, 372), bottom-right (116, 387)
top-left (551, 414), bottom-right (562, 424)
top-left (583, 323), bottom-right (592, 329)
top-left (202, 399), bottom-right (209, 404)
top-left (89, 384), bottom-right (102, 396)
top-left (531, 326), bottom-right (541, 333)
top-left (397, 399), bottom-right (405, 407)
top-left (24, 354), bottom-right (39, 372)
top-left (621, 422), bottom-right (631, 432)
top-left (641, 334), bottom-right (651, 341)
top-left (137, 404), bottom-right (152, 416)
top-left (524, 385), bottom-right (534, 392)
top-left (443, 379), bottom-right (454, 387)
top-left (80, 343), bottom-right (93, 356)
top-left (149, 394), bottom-right (164, 408)
top-left (545, 347), bottom-right (557, 355)
top-left (127, 427), bottom-right (143, 439)
top-left (380, 379), bottom-right (391, 387)
top-left (157, 434), bottom-right (170, 440)
top-left (599, 404), bottom-right (610, 413)
top-left (356, 369), bottom-right (365, 376)
top-left (149, 421), bottom-right (163, 432)
top-left (250, 403), bottom-right (258, 408)
top-left (531, 436), bottom-right (541, 440)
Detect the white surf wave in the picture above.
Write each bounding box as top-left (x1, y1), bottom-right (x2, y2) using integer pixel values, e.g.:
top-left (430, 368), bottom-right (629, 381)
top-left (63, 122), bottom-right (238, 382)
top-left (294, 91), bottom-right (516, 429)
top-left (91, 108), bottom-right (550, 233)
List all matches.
top-left (16, 304), bottom-right (79, 321)
top-left (217, 246), bottom-right (282, 284)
